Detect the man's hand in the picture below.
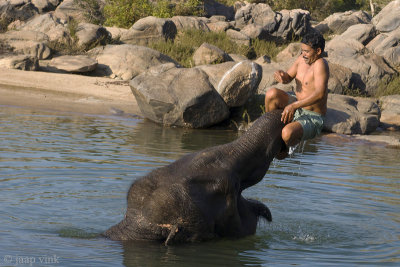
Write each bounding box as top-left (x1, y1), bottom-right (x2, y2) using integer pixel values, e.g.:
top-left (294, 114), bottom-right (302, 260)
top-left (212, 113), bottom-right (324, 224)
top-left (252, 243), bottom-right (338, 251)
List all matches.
top-left (274, 70), bottom-right (286, 84)
top-left (281, 104), bottom-right (296, 124)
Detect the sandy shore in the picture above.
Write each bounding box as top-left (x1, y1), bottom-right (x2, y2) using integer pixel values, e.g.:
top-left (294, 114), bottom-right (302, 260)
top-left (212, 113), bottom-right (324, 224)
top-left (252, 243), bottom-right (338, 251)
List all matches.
top-left (0, 68), bottom-right (141, 116)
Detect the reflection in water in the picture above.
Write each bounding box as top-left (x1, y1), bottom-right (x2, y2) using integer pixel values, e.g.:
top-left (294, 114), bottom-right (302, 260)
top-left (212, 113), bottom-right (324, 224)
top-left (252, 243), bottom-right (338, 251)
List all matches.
top-left (0, 105), bottom-right (399, 266)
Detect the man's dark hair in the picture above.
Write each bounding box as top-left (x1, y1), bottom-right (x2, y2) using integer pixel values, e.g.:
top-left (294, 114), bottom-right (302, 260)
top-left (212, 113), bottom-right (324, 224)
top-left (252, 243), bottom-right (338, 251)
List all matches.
top-left (301, 31), bottom-right (325, 53)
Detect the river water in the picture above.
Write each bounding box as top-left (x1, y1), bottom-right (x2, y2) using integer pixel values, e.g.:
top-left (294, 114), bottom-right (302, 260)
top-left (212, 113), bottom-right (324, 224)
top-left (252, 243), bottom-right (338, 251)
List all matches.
top-left (1, 105), bottom-right (399, 266)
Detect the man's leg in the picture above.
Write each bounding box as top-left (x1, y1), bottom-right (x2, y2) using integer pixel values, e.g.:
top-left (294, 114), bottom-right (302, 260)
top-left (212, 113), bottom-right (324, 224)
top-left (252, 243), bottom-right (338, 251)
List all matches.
top-left (276, 122), bottom-right (303, 160)
top-left (264, 88), bottom-right (289, 112)
top-left (282, 121), bottom-right (303, 147)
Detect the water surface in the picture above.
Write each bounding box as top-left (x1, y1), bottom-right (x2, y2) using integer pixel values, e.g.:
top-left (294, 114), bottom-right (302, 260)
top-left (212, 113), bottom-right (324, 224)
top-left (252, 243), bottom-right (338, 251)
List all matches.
top-left (1, 105), bottom-right (399, 266)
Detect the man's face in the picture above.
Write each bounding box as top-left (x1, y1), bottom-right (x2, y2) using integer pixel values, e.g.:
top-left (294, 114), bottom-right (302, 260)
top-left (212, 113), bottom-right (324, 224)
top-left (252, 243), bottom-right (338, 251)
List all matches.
top-left (301, 43), bottom-right (321, 65)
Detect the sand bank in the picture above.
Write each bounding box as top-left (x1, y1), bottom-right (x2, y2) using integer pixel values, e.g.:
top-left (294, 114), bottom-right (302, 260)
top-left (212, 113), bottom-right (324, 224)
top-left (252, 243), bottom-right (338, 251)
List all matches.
top-left (0, 68), bottom-right (141, 116)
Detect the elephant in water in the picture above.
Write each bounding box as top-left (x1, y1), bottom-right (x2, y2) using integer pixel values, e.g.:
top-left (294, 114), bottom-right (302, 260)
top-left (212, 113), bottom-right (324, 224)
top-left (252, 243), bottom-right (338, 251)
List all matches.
top-left (104, 110), bottom-right (285, 245)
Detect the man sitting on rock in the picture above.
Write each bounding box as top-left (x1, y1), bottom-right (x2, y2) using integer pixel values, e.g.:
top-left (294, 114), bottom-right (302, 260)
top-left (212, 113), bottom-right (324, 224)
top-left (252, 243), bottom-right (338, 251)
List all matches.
top-left (264, 31), bottom-right (329, 159)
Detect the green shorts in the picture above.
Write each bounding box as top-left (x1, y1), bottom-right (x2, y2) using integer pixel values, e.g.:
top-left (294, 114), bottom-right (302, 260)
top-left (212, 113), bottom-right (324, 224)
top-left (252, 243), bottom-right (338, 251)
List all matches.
top-left (288, 92), bottom-right (324, 140)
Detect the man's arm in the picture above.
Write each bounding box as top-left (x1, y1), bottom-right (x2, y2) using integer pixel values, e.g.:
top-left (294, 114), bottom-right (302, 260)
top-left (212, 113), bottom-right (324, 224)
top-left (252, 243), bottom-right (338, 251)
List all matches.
top-left (274, 57), bottom-right (299, 84)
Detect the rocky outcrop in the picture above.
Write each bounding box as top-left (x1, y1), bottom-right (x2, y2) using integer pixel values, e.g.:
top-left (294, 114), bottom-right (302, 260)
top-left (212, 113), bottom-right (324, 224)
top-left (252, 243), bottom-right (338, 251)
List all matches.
top-left (234, 3), bottom-right (311, 43)
top-left (0, 30), bottom-right (52, 59)
top-left (130, 63), bottom-right (230, 128)
top-left (120, 16), bottom-right (177, 45)
top-left (379, 95), bottom-right (400, 126)
top-left (193, 42), bottom-right (233, 66)
top-left (171, 16), bottom-right (209, 32)
top-left (197, 60), bottom-right (262, 107)
top-left (314, 10), bottom-right (371, 34)
top-left (371, 0), bottom-right (400, 33)
top-left (41, 55), bottom-right (97, 73)
top-left (324, 94), bottom-right (381, 135)
top-left (326, 35), bottom-right (395, 95)
top-left (367, 28), bottom-right (400, 69)
top-left (0, 55), bottom-right (38, 70)
top-left (89, 44), bottom-right (179, 80)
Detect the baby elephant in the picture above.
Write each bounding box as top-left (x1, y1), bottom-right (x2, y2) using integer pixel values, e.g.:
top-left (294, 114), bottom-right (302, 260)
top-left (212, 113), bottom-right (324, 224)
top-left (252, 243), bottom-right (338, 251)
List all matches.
top-left (104, 110), bottom-right (285, 245)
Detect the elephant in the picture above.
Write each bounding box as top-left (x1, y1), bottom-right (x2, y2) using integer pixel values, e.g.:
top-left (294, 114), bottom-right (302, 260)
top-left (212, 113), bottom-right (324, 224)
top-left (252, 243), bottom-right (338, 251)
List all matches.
top-left (103, 109), bottom-right (285, 245)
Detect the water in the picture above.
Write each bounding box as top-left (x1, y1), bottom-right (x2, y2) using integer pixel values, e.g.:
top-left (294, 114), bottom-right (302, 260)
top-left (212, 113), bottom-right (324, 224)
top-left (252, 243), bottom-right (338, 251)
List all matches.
top-left (1, 105), bottom-right (399, 266)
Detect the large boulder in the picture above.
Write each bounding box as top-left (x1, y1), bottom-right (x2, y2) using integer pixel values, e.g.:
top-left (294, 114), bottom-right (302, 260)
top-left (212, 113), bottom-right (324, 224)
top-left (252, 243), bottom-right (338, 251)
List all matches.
top-left (326, 36), bottom-right (395, 95)
top-left (0, 30), bottom-right (51, 59)
top-left (226, 29), bottom-right (250, 46)
top-left (130, 63), bottom-right (230, 128)
top-left (372, 0), bottom-right (400, 33)
top-left (0, 0), bottom-right (38, 24)
top-left (89, 44), bottom-right (178, 80)
top-left (17, 13), bottom-right (69, 42)
top-left (367, 28), bottom-right (400, 69)
top-left (378, 95), bottom-right (400, 126)
top-left (41, 55), bottom-right (97, 73)
top-left (75, 22), bottom-right (110, 49)
top-left (339, 23), bottom-right (377, 45)
top-left (0, 55), bottom-right (38, 70)
top-left (234, 4), bottom-right (311, 42)
top-left (197, 60), bottom-right (262, 107)
top-left (324, 94), bottom-right (381, 135)
top-left (327, 62), bottom-right (353, 94)
top-left (32, 0), bottom-right (60, 13)
top-left (120, 16), bottom-right (177, 45)
top-left (89, 44), bottom-right (179, 80)
top-left (54, 0), bottom-right (104, 23)
top-left (171, 16), bottom-right (210, 32)
top-left (193, 42), bottom-right (233, 66)
top-left (257, 59), bottom-right (295, 94)
top-left (314, 10), bottom-right (371, 35)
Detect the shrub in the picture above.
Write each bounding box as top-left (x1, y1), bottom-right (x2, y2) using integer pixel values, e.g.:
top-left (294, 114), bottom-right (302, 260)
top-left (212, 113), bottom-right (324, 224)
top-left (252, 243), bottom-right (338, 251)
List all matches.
top-left (147, 29), bottom-right (284, 67)
top-left (103, 0), bottom-right (204, 28)
top-left (374, 74), bottom-right (400, 97)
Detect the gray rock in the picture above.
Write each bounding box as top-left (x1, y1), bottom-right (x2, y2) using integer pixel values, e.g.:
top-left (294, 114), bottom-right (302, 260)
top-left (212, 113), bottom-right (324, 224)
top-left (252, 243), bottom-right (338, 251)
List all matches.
top-left (105, 26), bottom-right (129, 40)
top-left (54, 0), bottom-right (103, 23)
top-left (197, 60), bottom-right (262, 107)
top-left (367, 28), bottom-right (400, 69)
top-left (0, 30), bottom-right (51, 59)
top-left (171, 16), bottom-right (210, 32)
top-left (326, 36), bottom-right (395, 95)
top-left (193, 42), bottom-right (233, 66)
top-left (257, 59), bottom-right (295, 94)
top-left (32, 0), bottom-right (60, 13)
top-left (372, 0), bottom-right (400, 33)
top-left (130, 63), bottom-right (230, 128)
top-left (75, 22), bottom-right (110, 49)
top-left (314, 10), bottom-right (371, 35)
top-left (379, 95), bottom-right (400, 126)
top-left (327, 61), bottom-right (353, 94)
top-left (235, 4), bottom-right (310, 42)
top-left (43, 55), bottom-right (97, 73)
top-left (226, 29), bottom-right (250, 46)
top-left (339, 23), bottom-right (377, 45)
top-left (207, 21), bottom-right (232, 32)
top-left (275, 9), bottom-right (311, 41)
top-left (234, 3), bottom-right (276, 30)
top-left (0, 0), bottom-right (38, 24)
top-left (90, 44), bottom-right (179, 80)
top-left (324, 94), bottom-right (381, 135)
top-left (0, 55), bottom-right (38, 70)
top-left (18, 13), bottom-right (69, 42)
top-left (121, 16), bottom-right (177, 45)
top-left (275, 42), bottom-right (301, 62)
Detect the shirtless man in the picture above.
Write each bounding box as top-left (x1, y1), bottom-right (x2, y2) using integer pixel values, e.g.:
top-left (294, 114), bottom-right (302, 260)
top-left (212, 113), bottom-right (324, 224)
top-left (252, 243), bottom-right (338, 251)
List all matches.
top-left (264, 31), bottom-right (329, 159)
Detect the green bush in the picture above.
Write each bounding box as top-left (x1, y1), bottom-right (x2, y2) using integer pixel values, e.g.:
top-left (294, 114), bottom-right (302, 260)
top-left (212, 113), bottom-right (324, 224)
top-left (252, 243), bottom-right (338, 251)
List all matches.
top-left (103, 0), bottom-right (204, 28)
top-left (147, 29), bottom-right (284, 67)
